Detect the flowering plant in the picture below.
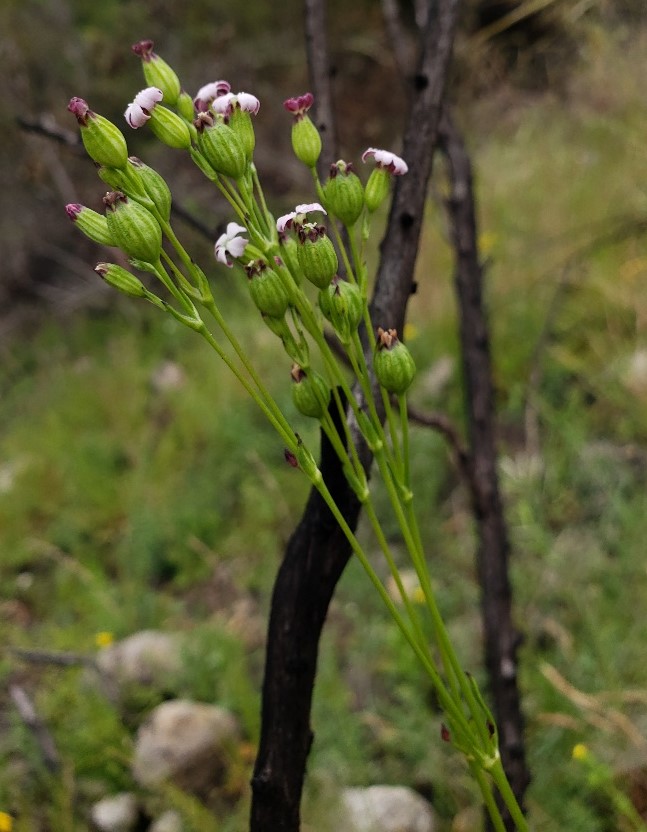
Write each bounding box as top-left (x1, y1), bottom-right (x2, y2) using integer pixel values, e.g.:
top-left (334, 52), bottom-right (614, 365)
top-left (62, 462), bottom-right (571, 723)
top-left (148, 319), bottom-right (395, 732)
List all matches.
top-left (65, 40), bottom-right (528, 830)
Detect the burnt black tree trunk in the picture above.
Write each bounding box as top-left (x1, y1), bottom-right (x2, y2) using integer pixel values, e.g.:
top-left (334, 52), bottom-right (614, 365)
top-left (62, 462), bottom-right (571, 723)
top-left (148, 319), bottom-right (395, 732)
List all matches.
top-left (439, 113), bottom-right (530, 827)
top-left (249, 1), bottom-right (461, 830)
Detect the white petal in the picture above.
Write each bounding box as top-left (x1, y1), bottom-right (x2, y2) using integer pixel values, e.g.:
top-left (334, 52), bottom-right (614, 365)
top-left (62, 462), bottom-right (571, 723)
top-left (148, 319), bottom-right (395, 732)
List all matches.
top-left (124, 102), bottom-right (149, 128)
top-left (225, 222), bottom-right (247, 238)
top-left (134, 87), bottom-right (163, 110)
top-left (227, 236), bottom-right (248, 258)
top-left (277, 212), bottom-right (296, 233)
top-left (237, 92), bottom-right (260, 114)
top-left (295, 202), bottom-right (326, 215)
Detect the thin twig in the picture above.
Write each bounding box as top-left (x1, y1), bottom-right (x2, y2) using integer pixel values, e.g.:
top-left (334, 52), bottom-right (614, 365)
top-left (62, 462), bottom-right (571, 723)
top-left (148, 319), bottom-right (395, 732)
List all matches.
top-left (9, 684), bottom-right (62, 773)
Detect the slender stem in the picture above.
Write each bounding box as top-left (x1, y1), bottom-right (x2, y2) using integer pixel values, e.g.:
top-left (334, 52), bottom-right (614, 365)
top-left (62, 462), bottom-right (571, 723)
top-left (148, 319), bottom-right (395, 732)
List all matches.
top-left (399, 393), bottom-right (411, 487)
top-left (489, 758), bottom-right (530, 832)
top-left (197, 325), bottom-right (297, 452)
top-left (471, 763), bottom-right (508, 832)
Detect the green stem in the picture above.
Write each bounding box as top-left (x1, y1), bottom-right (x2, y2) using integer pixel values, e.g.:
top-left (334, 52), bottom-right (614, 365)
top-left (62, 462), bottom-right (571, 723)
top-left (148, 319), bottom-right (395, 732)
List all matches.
top-left (489, 758), bottom-right (529, 832)
top-left (471, 763), bottom-right (509, 832)
top-left (197, 325), bottom-right (297, 452)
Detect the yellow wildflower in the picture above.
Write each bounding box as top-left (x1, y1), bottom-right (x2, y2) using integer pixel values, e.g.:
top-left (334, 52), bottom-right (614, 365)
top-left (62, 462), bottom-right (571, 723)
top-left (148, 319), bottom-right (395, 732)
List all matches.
top-left (571, 743), bottom-right (589, 761)
top-left (94, 631), bottom-right (115, 649)
top-left (0, 811), bottom-right (13, 832)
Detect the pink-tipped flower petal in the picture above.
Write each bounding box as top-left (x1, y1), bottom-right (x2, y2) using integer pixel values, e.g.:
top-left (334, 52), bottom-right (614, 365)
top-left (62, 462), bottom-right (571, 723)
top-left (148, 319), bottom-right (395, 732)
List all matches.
top-left (194, 80), bottom-right (231, 112)
top-left (361, 147), bottom-right (408, 175)
top-left (215, 222), bottom-right (248, 267)
top-left (277, 202), bottom-right (326, 233)
top-left (283, 93), bottom-right (314, 118)
top-left (125, 87), bottom-right (163, 128)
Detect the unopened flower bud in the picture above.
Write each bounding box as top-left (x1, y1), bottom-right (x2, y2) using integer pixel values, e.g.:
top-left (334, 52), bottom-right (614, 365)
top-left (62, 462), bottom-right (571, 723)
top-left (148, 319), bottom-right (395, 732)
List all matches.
top-left (291, 365), bottom-right (330, 419)
top-left (246, 260), bottom-right (291, 318)
top-left (324, 161), bottom-right (364, 226)
top-left (67, 98), bottom-right (129, 169)
top-left (103, 191), bottom-right (162, 263)
top-left (65, 204), bottom-right (115, 246)
top-left (374, 327), bottom-right (416, 395)
top-left (296, 225), bottom-right (338, 289)
top-left (132, 40), bottom-right (181, 105)
top-left (95, 262), bottom-right (147, 298)
top-left (195, 113), bottom-right (247, 179)
top-left (129, 157), bottom-right (172, 220)
top-left (149, 105), bottom-right (192, 149)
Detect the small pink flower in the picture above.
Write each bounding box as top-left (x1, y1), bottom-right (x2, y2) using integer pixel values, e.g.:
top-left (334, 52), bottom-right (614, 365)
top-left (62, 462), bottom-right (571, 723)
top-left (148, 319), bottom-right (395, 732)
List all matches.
top-left (362, 147), bottom-right (408, 175)
top-left (215, 222), bottom-right (248, 266)
top-left (194, 81), bottom-right (231, 112)
top-left (283, 93), bottom-right (314, 120)
top-left (212, 92), bottom-right (261, 118)
top-left (276, 202), bottom-right (326, 233)
top-left (125, 87), bottom-right (163, 128)
top-left (65, 203), bottom-right (83, 220)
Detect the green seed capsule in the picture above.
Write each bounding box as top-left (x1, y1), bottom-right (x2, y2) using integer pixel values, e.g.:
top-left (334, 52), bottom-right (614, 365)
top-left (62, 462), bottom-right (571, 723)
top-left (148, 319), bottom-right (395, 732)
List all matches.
top-left (132, 40), bottom-right (181, 106)
top-left (196, 114), bottom-right (247, 179)
top-left (374, 328), bottom-right (416, 395)
top-left (324, 161), bottom-right (365, 226)
top-left (149, 106), bottom-right (192, 149)
top-left (66, 204), bottom-right (115, 246)
top-left (291, 365), bottom-right (330, 419)
top-left (364, 167), bottom-right (391, 213)
top-left (68, 98), bottom-right (129, 169)
top-left (296, 225), bottom-right (338, 290)
top-left (104, 191), bottom-right (162, 263)
top-left (129, 157), bottom-right (172, 220)
top-left (95, 263), bottom-right (147, 298)
top-left (291, 116), bottom-right (321, 168)
top-left (246, 260), bottom-right (290, 318)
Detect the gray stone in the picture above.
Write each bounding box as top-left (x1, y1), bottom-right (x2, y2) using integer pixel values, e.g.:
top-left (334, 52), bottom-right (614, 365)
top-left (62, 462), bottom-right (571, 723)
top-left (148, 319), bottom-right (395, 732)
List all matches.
top-left (132, 699), bottom-right (239, 796)
top-left (148, 810), bottom-right (183, 832)
top-left (339, 785), bottom-right (437, 832)
top-left (90, 793), bottom-right (139, 832)
top-left (96, 630), bottom-right (182, 689)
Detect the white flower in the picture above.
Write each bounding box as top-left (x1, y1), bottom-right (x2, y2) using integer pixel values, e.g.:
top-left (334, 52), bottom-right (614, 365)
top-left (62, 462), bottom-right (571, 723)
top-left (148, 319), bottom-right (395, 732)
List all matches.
top-left (212, 92), bottom-right (260, 117)
top-left (214, 222), bottom-right (248, 267)
top-left (361, 147), bottom-right (408, 175)
top-left (125, 87), bottom-right (163, 128)
top-left (276, 202), bottom-right (327, 233)
top-left (194, 80), bottom-right (231, 112)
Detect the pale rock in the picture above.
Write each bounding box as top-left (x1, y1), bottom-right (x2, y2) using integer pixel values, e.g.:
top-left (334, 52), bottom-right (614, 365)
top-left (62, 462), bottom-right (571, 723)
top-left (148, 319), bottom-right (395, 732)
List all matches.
top-left (148, 810), bottom-right (183, 832)
top-left (339, 785), bottom-right (437, 832)
top-left (96, 630), bottom-right (182, 689)
top-left (132, 699), bottom-right (239, 796)
top-left (90, 792), bottom-right (139, 832)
